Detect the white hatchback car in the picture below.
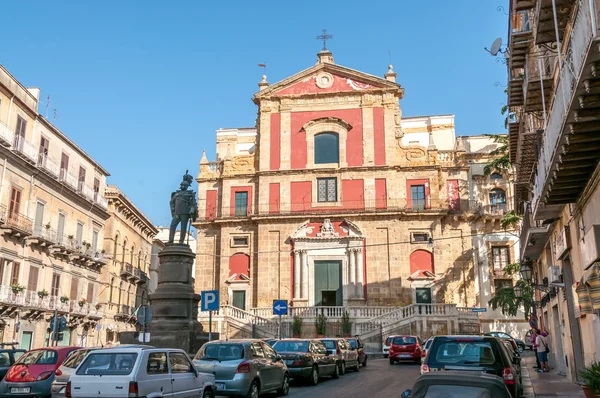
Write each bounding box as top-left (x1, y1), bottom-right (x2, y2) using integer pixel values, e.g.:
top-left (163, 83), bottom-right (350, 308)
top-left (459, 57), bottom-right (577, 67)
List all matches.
top-left (66, 347), bottom-right (215, 398)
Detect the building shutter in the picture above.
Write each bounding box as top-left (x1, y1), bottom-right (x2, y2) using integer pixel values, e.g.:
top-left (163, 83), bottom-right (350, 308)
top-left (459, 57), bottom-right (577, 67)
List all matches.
top-left (70, 277), bottom-right (78, 300)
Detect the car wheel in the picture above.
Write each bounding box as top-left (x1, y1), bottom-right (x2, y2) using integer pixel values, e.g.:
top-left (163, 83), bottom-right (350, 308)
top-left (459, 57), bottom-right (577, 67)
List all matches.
top-left (245, 381), bottom-right (259, 398)
top-left (332, 362), bottom-right (340, 379)
top-left (277, 374), bottom-right (290, 396)
top-left (517, 345), bottom-right (524, 353)
top-left (384, 354), bottom-right (388, 358)
top-left (363, 356), bottom-right (368, 367)
top-left (308, 366), bottom-right (319, 386)
top-left (202, 388), bottom-right (215, 398)
top-left (355, 360), bottom-right (360, 372)
top-left (340, 361), bottom-right (346, 375)
top-left (389, 358), bottom-right (394, 365)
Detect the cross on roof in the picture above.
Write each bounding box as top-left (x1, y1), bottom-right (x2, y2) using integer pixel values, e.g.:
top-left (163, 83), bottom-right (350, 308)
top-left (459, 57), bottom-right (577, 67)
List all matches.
top-left (316, 29), bottom-right (333, 51)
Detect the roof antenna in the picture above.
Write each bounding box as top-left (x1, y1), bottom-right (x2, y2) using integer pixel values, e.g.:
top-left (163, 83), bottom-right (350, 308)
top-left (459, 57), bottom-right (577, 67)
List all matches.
top-left (45, 95), bottom-right (50, 118)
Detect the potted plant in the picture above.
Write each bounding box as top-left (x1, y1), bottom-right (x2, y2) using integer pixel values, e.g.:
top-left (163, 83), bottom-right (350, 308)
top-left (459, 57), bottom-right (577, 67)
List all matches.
top-left (10, 284), bottom-right (24, 294)
top-left (37, 289), bottom-right (49, 298)
top-left (78, 298), bottom-right (86, 307)
top-left (95, 303), bottom-right (102, 310)
top-left (292, 315), bottom-right (302, 338)
top-left (67, 235), bottom-right (74, 241)
top-left (45, 222), bottom-right (51, 230)
top-left (580, 362), bottom-right (600, 398)
top-left (315, 313), bottom-right (327, 337)
top-left (341, 310), bottom-right (352, 337)
top-left (60, 296), bottom-right (69, 303)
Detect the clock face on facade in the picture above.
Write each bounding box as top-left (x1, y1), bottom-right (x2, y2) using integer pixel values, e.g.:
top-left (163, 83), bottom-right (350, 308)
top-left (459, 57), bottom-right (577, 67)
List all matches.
top-left (315, 72), bottom-right (334, 89)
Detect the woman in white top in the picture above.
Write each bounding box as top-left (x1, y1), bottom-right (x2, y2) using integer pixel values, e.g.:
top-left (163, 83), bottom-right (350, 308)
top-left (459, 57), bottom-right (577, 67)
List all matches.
top-left (535, 329), bottom-right (550, 372)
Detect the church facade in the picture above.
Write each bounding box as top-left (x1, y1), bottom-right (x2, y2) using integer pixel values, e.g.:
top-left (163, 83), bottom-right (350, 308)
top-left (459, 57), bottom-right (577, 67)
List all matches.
top-left (194, 50), bottom-right (506, 313)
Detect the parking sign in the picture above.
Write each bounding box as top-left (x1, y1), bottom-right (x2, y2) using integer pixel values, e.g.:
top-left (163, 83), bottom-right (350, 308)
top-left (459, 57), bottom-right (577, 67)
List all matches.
top-left (201, 290), bottom-right (220, 311)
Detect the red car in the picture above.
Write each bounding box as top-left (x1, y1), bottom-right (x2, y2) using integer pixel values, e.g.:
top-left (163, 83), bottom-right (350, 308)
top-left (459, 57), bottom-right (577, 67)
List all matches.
top-left (389, 335), bottom-right (422, 364)
top-left (0, 346), bottom-right (80, 398)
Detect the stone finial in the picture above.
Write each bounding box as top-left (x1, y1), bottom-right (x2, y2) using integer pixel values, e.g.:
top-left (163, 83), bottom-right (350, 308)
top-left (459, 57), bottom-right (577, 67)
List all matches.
top-left (258, 75), bottom-right (269, 91)
top-left (385, 64), bottom-right (397, 82)
top-left (316, 50), bottom-right (335, 65)
top-left (428, 131), bottom-right (437, 151)
top-left (200, 149), bottom-right (208, 164)
top-left (455, 138), bottom-right (466, 153)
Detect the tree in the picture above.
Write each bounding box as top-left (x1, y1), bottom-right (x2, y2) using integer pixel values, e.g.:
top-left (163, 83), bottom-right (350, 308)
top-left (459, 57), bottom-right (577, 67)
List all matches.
top-left (501, 210), bottom-right (522, 230)
top-left (488, 262), bottom-right (534, 320)
top-left (483, 133), bottom-right (511, 175)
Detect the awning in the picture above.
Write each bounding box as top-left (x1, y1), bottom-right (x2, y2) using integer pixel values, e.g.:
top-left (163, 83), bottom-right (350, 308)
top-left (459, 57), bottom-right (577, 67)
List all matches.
top-left (586, 264), bottom-right (600, 310)
top-left (576, 279), bottom-right (593, 314)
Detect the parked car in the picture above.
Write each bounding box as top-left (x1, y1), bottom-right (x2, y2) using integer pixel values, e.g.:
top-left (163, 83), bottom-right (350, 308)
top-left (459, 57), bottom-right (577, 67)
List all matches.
top-left (500, 340), bottom-right (521, 367)
top-left (51, 348), bottom-right (95, 398)
top-left (194, 339), bottom-right (289, 397)
top-left (0, 346), bottom-right (80, 398)
top-left (484, 331), bottom-right (526, 353)
top-left (420, 338), bottom-right (433, 363)
top-left (0, 344), bottom-right (25, 381)
top-left (262, 339), bottom-right (278, 347)
top-left (382, 335), bottom-right (398, 358)
top-left (524, 330), bottom-right (533, 350)
top-left (68, 346), bottom-right (215, 398)
top-left (389, 336), bottom-right (422, 365)
top-left (401, 371), bottom-right (512, 398)
top-left (272, 339), bottom-right (338, 386)
top-left (345, 337), bottom-right (368, 367)
top-left (421, 335), bottom-right (522, 398)
top-left (318, 338), bottom-right (360, 374)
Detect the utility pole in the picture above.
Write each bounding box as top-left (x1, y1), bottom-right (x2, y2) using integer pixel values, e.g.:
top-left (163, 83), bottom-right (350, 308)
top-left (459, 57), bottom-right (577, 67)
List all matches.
top-left (52, 307), bottom-right (58, 347)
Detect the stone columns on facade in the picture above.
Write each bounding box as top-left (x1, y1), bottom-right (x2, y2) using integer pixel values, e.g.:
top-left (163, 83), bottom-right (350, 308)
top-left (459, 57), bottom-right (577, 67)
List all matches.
top-left (348, 248), bottom-right (356, 291)
top-left (301, 250), bottom-right (309, 299)
top-left (293, 250), bottom-right (301, 299)
top-left (356, 247), bottom-right (364, 298)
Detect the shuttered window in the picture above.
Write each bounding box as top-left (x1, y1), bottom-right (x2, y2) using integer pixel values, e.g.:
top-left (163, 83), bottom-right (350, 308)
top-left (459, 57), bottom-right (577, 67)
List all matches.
top-left (70, 277), bottom-right (78, 300)
top-left (27, 266), bottom-right (39, 292)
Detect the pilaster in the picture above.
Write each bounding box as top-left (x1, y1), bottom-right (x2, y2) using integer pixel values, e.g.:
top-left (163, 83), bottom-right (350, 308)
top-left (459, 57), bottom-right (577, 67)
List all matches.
top-left (280, 106), bottom-right (291, 170)
top-left (361, 106), bottom-right (375, 165)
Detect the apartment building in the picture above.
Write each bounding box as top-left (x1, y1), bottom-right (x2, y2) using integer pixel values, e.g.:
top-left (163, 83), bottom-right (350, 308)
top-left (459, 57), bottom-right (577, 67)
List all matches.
top-left (508, 0), bottom-right (600, 381)
top-left (0, 65), bottom-right (110, 348)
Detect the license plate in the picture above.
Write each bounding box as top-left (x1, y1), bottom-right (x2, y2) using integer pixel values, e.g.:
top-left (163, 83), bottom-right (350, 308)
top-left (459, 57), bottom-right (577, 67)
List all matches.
top-left (285, 360), bottom-right (294, 365)
top-left (400, 354), bottom-right (411, 358)
top-left (11, 388), bottom-right (30, 394)
top-left (215, 383), bottom-right (225, 391)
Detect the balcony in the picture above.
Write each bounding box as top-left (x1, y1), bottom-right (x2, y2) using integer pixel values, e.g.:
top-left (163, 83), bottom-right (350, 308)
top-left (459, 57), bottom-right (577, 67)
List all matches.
top-left (508, 68), bottom-right (525, 108)
top-left (520, 204), bottom-right (551, 261)
top-left (533, 0), bottom-right (575, 45)
top-left (59, 169), bottom-right (78, 190)
top-left (509, 10), bottom-right (534, 69)
top-left (0, 287), bottom-right (72, 315)
top-left (515, 0), bottom-right (536, 11)
top-left (532, 0), bottom-right (600, 220)
top-left (114, 305), bottom-right (136, 323)
top-left (13, 135), bottom-right (37, 164)
top-left (120, 263), bottom-right (133, 278)
top-left (524, 54), bottom-right (557, 112)
top-left (37, 154), bottom-right (60, 178)
top-left (139, 271), bottom-right (149, 285)
top-left (514, 115), bottom-right (543, 206)
top-left (30, 224), bottom-right (59, 247)
top-left (0, 205), bottom-right (33, 238)
top-left (0, 120), bottom-right (14, 147)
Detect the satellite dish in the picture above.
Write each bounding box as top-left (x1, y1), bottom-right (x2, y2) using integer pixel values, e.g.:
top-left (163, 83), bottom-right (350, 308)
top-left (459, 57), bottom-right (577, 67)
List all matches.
top-left (485, 38), bottom-right (503, 56)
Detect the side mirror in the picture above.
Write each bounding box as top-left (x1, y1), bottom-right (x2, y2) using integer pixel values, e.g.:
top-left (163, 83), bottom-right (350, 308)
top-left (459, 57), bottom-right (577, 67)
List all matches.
top-left (401, 389), bottom-right (412, 398)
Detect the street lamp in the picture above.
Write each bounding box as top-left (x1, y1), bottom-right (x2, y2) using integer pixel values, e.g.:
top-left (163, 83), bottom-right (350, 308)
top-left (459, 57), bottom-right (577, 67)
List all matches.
top-left (513, 285), bottom-right (524, 298)
top-left (519, 262), bottom-right (533, 283)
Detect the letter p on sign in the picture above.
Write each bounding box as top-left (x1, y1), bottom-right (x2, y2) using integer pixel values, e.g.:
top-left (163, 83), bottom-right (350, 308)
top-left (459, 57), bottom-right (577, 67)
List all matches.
top-left (201, 290), bottom-right (220, 311)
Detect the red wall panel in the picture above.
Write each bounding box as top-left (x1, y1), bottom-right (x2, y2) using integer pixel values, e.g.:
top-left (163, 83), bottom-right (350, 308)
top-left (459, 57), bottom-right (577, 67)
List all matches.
top-left (230, 186), bottom-right (253, 217)
top-left (406, 179), bottom-right (431, 209)
top-left (205, 190), bottom-right (217, 220)
top-left (290, 181), bottom-right (311, 211)
top-left (409, 250), bottom-right (435, 276)
top-left (269, 183), bottom-right (280, 214)
top-left (446, 179), bottom-right (460, 210)
top-left (270, 113), bottom-right (281, 171)
top-left (373, 107), bottom-right (386, 165)
top-left (342, 179), bottom-right (364, 209)
top-left (229, 253), bottom-right (250, 280)
top-left (276, 74), bottom-right (376, 95)
top-left (375, 179), bottom-right (387, 209)
top-left (290, 109), bottom-right (363, 169)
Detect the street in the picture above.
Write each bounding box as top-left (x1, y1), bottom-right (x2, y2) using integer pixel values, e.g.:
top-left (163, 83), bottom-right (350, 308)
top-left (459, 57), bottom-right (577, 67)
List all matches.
top-left (218, 359), bottom-right (421, 398)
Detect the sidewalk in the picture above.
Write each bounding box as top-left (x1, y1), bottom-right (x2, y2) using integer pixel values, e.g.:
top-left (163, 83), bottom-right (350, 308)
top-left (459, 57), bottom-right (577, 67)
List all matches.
top-left (520, 352), bottom-right (584, 398)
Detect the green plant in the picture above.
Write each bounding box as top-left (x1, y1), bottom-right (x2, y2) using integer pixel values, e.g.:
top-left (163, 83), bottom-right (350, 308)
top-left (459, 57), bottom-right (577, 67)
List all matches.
top-left (488, 262), bottom-right (534, 320)
top-left (501, 210), bottom-right (522, 230)
top-left (341, 310), bottom-right (352, 335)
top-left (580, 362), bottom-right (600, 393)
top-left (45, 223), bottom-right (51, 230)
top-left (37, 289), bottom-right (49, 298)
top-left (293, 315), bottom-right (302, 336)
top-left (315, 313), bottom-right (327, 336)
top-left (60, 296), bottom-right (70, 303)
top-left (10, 284), bottom-right (24, 293)
top-left (483, 134), bottom-right (511, 175)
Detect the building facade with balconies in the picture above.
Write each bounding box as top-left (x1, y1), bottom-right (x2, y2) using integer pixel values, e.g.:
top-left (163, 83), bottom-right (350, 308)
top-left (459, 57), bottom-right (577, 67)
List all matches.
top-left (0, 65), bottom-right (110, 349)
top-left (508, 0), bottom-right (600, 382)
top-left (102, 185), bottom-right (157, 344)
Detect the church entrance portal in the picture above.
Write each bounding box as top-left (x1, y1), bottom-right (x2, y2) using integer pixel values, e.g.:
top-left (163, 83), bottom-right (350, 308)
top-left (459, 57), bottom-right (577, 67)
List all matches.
top-left (314, 261), bottom-right (342, 306)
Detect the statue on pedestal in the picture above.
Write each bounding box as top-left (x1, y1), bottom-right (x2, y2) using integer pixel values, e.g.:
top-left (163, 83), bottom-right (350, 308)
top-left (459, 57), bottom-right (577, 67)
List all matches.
top-left (168, 171), bottom-right (198, 244)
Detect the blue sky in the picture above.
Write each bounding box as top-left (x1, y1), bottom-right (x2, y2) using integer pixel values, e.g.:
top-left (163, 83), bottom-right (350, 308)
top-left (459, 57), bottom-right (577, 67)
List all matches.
top-left (2, 0), bottom-right (508, 225)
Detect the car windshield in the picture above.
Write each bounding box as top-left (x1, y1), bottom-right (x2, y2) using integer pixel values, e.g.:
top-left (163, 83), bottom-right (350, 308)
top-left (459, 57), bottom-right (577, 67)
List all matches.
top-left (347, 340), bottom-right (357, 349)
top-left (15, 350), bottom-right (57, 365)
top-left (425, 339), bottom-right (433, 349)
top-left (430, 341), bottom-right (497, 368)
top-left (393, 336), bottom-right (416, 345)
top-left (385, 337), bottom-right (393, 345)
top-left (424, 385), bottom-right (492, 397)
top-left (320, 340), bottom-right (337, 350)
top-left (76, 353), bottom-right (138, 375)
top-left (273, 341), bottom-right (309, 352)
top-left (62, 349), bottom-right (92, 368)
top-left (194, 344), bottom-right (244, 361)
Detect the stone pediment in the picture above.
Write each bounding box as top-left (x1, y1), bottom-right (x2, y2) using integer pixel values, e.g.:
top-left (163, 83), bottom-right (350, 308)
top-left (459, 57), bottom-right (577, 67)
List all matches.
top-left (290, 219), bottom-right (364, 241)
top-left (254, 63), bottom-right (403, 100)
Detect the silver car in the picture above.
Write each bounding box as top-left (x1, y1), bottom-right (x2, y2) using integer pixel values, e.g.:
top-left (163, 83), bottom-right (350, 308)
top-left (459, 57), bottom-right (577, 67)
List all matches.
top-left (50, 348), bottom-right (94, 398)
top-left (193, 339), bottom-right (289, 397)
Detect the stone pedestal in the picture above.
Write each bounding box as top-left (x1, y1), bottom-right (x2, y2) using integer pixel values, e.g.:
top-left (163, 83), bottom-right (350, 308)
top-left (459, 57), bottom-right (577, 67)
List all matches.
top-left (148, 243), bottom-right (211, 355)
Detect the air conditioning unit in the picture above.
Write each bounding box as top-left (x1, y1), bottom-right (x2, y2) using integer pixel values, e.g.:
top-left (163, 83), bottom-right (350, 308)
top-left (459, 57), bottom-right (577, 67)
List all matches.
top-left (548, 266), bottom-right (561, 284)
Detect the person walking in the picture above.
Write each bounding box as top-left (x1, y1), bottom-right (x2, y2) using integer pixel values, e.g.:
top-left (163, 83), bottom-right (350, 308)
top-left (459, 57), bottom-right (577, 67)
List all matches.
top-left (535, 329), bottom-right (550, 372)
top-left (530, 328), bottom-right (540, 369)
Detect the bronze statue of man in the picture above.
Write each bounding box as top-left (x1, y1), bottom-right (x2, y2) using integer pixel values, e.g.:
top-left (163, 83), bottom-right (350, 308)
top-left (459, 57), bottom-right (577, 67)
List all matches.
top-left (168, 171), bottom-right (198, 244)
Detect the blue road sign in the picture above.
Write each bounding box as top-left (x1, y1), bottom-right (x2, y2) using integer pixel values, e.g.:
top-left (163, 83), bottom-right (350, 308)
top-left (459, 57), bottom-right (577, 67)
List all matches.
top-left (201, 290), bottom-right (220, 312)
top-left (273, 300), bottom-right (288, 316)
top-left (137, 306), bottom-right (153, 325)
top-left (50, 316), bottom-right (67, 332)
top-left (471, 308), bottom-right (487, 313)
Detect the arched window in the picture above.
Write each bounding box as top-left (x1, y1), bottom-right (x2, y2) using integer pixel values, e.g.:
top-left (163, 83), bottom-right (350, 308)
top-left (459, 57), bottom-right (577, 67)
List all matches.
top-left (489, 188), bottom-right (506, 205)
top-left (314, 132), bottom-right (339, 164)
top-left (130, 244), bottom-right (135, 265)
top-left (409, 250), bottom-right (434, 276)
top-left (229, 253), bottom-right (250, 280)
top-left (113, 234), bottom-right (119, 260)
top-left (127, 285), bottom-right (131, 307)
top-left (122, 239), bottom-right (128, 264)
top-left (144, 254), bottom-right (148, 273)
top-left (137, 250), bottom-right (142, 269)
top-left (118, 281), bottom-right (123, 306)
top-left (109, 277), bottom-right (114, 303)
top-left (490, 172), bottom-right (503, 180)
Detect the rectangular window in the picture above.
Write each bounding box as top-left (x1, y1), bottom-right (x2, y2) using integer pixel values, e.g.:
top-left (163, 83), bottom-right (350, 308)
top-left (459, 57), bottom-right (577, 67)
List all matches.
top-left (494, 279), bottom-right (513, 292)
top-left (76, 222), bottom-right (84, 246)
top-left (9, 187), bottom-right (22, 217)
top-left (232, 290), bottom-right (246, 310)
top-left (38, 136), bottom-right (49, 165)
top-left (234, 192), bottom-right (248, 217)
top-left (14, 116), bottom-right (26, 148)
top-left (27, 266), bottom-right (39, 292)
top-left (411, 232), bottom-right (429, 243)
top-left (78, 166), bottom-right (86, 191)
top-left (57, 213), bottom-right (66, 245)
top-left (51, 273), bottom-right (60, 297)
top-left (232, 237), bottom-right (249, 247)
top-left (60, 152), bottom-right (69, 179)
top-left (93, 178), bottom-right (100, 200)
top-left (147, 352), bottom-right (168, 374)
top-left (34, 202), bottom-right (45, 232)
top-left (411, 185), bottom-right (426, 210)
top-left (317, 178), bottom-right (337, 202)
top-left (70, 277), bottom-right (79, 300)
top-left (92, 230), bottom-right (99, 254)
top-left (87, 283), bottom-right (94, 303)
top-left (492, 247), bottom-right (509, 272)
top-left (10, 262), bottom-right (20, 286)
